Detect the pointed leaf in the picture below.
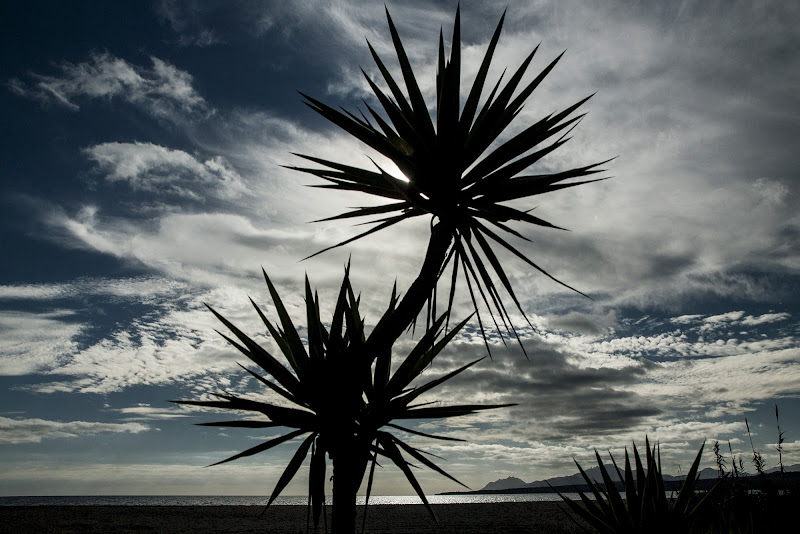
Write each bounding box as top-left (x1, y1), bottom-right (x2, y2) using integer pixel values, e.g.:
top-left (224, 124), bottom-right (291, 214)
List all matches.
top-left (209, 429), bottom-right (306, 467)
top-left (303, 210), bottom-right (417, 260)
top-left (396, 403), bottom-right (515, 419)
top-left (392, 435), bottom-right (468, 489)
top-left (203, 307), bottom-right (302, 395)
top-left (384, 8), bottom-right (436, 143)
top-left (460, 9), bottom-right (505, 133)
top-left (237, 363), bottom-right (304, 407)
top-left (266, 433), bottom-right (316, 506)
top-left (261, 269), bottom-right (309, 376)
top-left (387, 422), bottom-right (465, 442)
top-left (394, 357), bottom-right (484, 409)
top-left (377, 432), bottom-right (437, 523)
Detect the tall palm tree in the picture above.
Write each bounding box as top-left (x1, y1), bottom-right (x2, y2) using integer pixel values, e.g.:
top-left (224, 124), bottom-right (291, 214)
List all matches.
top-left (289, 5), bottom-right (609, 355)
top-left (174, 267), bottom-right (512, 533)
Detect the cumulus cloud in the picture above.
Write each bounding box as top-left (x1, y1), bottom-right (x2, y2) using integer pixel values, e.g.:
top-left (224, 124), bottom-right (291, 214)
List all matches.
top-left (9, 52), bottom-right (211, 122)
top-left (400, 310), bottom-right (798, 446)
top-left (0, 416), bottom-right (148, 444)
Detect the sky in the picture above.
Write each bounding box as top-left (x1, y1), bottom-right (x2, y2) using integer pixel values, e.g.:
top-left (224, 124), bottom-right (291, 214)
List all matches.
top-left (1, 0), bottom-right (799, 497)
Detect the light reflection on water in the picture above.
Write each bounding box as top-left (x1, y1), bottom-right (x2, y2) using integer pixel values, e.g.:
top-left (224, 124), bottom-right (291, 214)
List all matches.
top-left (1, 493), bottom-right (579, 506)
top-left (361, 494), bottom-right (573, 505)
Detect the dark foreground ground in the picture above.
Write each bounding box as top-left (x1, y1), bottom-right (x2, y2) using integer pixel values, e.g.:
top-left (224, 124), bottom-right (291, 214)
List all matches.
top-left (1, 502), bottom-right (588, 533)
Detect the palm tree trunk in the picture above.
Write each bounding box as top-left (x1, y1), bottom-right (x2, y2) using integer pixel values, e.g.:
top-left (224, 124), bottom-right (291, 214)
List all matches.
top-left (330, 444), bottom-right (368, 534)
top-left (365, 221), bottom-right (454, 355)
top-left (329, 220), bottom-right (454, 533)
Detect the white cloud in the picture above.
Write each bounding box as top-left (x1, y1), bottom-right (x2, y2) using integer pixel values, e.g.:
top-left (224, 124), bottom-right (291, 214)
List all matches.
top-left (671, 314), bottom-right (705, 325)
top-left (10, 52), bottom-right (211, 123)
top-left (0, 276), bottom-right (251, 390)
top-left (0, 276), bottom-right (189, 303)
top-left (704, 311), bottom-right (746, 325)
top-left (84, 142), bottom-right (245, 199)
top-left (49, 209), bottom-right (317, 285)
top-left (741, 313), bottom-right (791, 326)
top-left (0, 310), bottom-right (83, 376)
top-left (0, 285), bottom-right (68, 300)
top-left (14, 3), bottom-right (790, 317)
top-left (114, 403), bottom-right (190, 420)
top-left (30, 309), bottom-right (234, 395)
top-left (634, 347), bottom-right (800, 417)
top-left (0, 416), bottom-right (148, 444)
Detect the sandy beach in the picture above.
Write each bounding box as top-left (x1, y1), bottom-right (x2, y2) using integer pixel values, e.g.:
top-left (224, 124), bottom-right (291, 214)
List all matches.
top-left (1, 502), bottom-right (588, 533)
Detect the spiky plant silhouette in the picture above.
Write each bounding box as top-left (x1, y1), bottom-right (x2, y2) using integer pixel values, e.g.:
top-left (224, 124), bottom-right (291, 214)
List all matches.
top-left (552, 438), bottom-right (717, 534)
top-left (180, 5), bottom-right (605, 533)
top-left (174, 267), bottom-right (512, 533)
top-left (289, 5), bottom-right (608, 354)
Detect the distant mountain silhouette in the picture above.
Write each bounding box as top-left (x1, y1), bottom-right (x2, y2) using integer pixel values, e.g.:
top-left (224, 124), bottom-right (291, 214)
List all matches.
top-left (481, 476), bottom-right (528, 491)
top-left (439, 464), bottom-right (800, 495)
top-left (478, 466), bottom-right (719, 493)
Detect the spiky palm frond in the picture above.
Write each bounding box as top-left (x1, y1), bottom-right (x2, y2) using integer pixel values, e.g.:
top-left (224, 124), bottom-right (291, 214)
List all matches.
top-left (173, 265), bottom-right (513, 527)
top-left (289, 6), bottom-right (609, 353)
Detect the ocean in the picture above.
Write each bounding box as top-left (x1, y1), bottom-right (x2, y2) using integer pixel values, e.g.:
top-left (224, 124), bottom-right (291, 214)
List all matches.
top-left (0, 493), bottom-right (578, 506)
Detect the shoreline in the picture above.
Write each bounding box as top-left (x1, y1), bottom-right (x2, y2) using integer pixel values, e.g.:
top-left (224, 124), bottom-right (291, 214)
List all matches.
top-left (2, 502), bottom-right (588, 533)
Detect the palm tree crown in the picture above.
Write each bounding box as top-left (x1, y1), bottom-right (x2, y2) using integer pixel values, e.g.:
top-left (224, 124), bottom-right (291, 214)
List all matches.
top-left (289, 6), bottom-right (610, 353)
top-left (173, 266), bottom-right (511, 528)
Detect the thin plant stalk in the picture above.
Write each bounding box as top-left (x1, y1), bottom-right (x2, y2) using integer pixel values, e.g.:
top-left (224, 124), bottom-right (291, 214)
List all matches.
top-left (776, 404), bottom-right (785, 475)
top-left (745, 417), bottom-right (765, 476)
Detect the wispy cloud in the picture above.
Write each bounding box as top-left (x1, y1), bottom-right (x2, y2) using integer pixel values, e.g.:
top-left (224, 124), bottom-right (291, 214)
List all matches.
top-left (47, 209), bottom-right (319, 285)
top-left (0, 416), bottom-right (148, 444)
top-left (741, 313), bottom-right (792, 326)
top-left (0, 276), bottom-right (189, 302)
top-left (155, 0), bottom-right (223, 47)
top-left (84, 142), bottom-right (245, 200)
top-left (8, 52), bottom-right (212, 123)
top-left (0, 310), bottom-right (83, 376)
top-left (21, 301), bottom-right (239, 394)
top-left (113, 403), bottom-right (190, 420)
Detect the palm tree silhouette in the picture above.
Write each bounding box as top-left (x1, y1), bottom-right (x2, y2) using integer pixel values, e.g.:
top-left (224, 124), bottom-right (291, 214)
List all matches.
top-left (290, 5), bottom-right (608, 355)
top-left (174, 267), bottom-right (511, 532)
top-left (179, 5), bottom-right (606, 533)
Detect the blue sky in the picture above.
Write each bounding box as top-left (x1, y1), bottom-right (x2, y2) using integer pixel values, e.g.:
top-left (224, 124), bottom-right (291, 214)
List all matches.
top-left (1, 0), bottom-right (799, 496)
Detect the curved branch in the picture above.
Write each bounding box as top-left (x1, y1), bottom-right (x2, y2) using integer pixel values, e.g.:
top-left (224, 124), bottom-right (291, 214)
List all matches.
top-left (365, 221), bottom-right (454, 357)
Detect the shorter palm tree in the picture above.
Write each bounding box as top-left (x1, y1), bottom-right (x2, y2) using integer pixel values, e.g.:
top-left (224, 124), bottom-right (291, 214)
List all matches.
top-left (173, 264), bottom-right (513, 533)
